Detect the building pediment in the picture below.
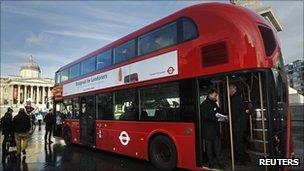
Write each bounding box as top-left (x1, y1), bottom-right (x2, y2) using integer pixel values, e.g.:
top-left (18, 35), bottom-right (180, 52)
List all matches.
top-left (7, 77), bottom-right (54, 86)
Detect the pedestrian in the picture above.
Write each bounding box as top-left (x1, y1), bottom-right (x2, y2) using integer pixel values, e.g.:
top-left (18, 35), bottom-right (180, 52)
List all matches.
top-left (36, 110), bottom-right (43, 131)
top-left (13, 107), bottom-right (31, 158)
top-left (201, 88), bottom-right (227, 169)
top-left (229, 84), bottom-right (248, 165)
top-left (0, 107), bottom-right (14, 162)
top-left (44, 109), bottom-right (55, 144)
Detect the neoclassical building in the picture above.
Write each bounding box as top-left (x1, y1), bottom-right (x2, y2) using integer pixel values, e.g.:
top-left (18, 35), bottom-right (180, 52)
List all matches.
top-left (0, 56), bottom-right (54, 116)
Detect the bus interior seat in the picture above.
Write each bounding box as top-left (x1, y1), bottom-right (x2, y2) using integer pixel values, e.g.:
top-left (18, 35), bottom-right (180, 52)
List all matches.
top-left (141, 111), bottom-right (148, 120)
top-left (155, 109), bottom-right (167, 120)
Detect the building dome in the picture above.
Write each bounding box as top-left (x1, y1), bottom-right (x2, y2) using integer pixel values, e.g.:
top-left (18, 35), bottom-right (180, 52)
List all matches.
top-left (20, 55), bottom-right (41, 78)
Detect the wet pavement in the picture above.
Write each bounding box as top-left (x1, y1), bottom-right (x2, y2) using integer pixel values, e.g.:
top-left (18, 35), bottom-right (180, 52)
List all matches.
top-left (291, 121), bottom-right (304, 170)
top-left (0, 125), bottom-right (159, 171)
top-left (1, 121), bottom-right (303, 171)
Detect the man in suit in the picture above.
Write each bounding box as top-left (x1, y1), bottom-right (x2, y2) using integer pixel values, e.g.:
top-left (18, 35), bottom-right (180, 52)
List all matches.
top-left (201, 88), bottom-right (226, 169)
top-left (229, 84), bottom-right (248, 165)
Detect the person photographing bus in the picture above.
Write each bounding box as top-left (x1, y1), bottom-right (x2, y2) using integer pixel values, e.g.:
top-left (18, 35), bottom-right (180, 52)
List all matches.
top-left (201, 88), bottom-right (227, 169)
top-left (229, 84), bottom-right (248, 165)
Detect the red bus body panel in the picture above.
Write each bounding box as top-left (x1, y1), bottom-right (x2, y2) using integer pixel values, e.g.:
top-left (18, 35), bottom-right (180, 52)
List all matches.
top-left (63, 119), bottom-right (80, 144)
top-left (63, 120), bottom-right (196, 169)
top-left (96, 121), bottom-right (196, 169)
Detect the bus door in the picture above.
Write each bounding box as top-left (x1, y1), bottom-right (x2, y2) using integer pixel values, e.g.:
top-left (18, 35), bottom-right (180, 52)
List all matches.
top-left (199, 72), bottom-right (271, 170)
top-left (224, 73), bottom-right (271, 170)
top-left (53, 101), bottom-right (63, 137)
top-left (80, 95), bottom-right (96, 146)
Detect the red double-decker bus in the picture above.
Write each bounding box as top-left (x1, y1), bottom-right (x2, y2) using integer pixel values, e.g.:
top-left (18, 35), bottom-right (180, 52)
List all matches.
top-left (52, 3), bottom-right (292, 170)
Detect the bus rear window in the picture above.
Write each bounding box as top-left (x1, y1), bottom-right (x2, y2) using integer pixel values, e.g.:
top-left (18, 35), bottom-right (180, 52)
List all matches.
top-left (61, 69), bottom-right (69, 82)
top-left (182, 18), bottom-right (198, 41)
top-left (258, 25), bottom-right (276, 56)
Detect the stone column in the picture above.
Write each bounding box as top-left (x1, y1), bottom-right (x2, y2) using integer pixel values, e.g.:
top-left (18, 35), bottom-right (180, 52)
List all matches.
top-left (22, 86), bottom-right (25, 104)
top-left (11, 85), bottom-right (14, 105)
top-left (24, 85), bottom-right (28, 102)
top-left (17, 85), bottom-right (21, 104)
top-left (33, 86), bottom-right (38, 104)
top-left (30, 85), bottom-right (33, 100)
top-left (48, 87), bottom-right (51, 102)
top-left (42, 86), bottom-right (45, 104)
top-left (37, 86), bottom-right (40, 103)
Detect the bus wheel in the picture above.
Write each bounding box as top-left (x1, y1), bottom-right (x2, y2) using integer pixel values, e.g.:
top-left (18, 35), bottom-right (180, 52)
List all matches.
top-left (149, 135), bottom-right (177, 171)
top-left (63, 127), bottom-right (72, 146)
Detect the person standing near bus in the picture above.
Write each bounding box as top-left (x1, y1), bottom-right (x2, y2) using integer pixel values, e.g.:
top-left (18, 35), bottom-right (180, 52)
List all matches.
top-left (229, 84), bottom-right (248, 165)
top-left (201, 88), bottom-right (226, 169)
top-left (44, 109), bottom-right (55, 144)
top-left (13, 107), bottom-right (31, 158)
top-left (1, 107), bottom-right (14, 162)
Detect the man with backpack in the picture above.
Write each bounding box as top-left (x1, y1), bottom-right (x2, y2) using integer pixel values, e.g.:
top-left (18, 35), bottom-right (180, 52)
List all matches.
top-left (13, 107), bottom-right (31, 157)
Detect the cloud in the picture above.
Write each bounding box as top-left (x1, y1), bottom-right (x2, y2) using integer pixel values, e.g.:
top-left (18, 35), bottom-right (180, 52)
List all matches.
top-left (1, 50), bottom-right (70, 64)
top-left (44, 30), bottom-right (118, 42)
top-left (1, 2), bottom-right (141, 42)
top-left (1, 50), bottom-right (71, 78)
top-left (25, 33), bottom-right (52, 46)
top-left (0, 62), bottom-right (21, 77)
top-left (0, 61), bottom-right (59, 79)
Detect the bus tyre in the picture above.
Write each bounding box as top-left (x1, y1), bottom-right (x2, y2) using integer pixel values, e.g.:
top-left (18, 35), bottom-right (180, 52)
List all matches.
top-left (149, 135), bottom-right (177, 171)
top-left (63, 127), bottom-right (72, 146)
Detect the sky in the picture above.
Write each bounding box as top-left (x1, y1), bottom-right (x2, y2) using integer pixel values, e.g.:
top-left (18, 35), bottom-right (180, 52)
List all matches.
top-left (1, 0), bottom-right (303, 79)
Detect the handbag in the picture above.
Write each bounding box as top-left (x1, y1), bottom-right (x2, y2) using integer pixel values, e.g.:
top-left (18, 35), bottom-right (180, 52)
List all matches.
top-left (8, 146), bottom-right (17, 152)
top-left (8, 135), bottom-right (17, 152)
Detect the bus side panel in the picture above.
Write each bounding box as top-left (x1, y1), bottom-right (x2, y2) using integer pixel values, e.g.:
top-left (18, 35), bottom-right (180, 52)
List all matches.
top-left (64, 119), bottom-right (80, 144)
top-left (96, 120), bottom-right (108, 149)
top-left (95, 120), bottom-right (196, 170)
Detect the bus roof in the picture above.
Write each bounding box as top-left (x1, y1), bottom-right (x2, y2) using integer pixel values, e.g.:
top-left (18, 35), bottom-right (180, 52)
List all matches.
top-left (57, 2), bottom-right (269, 72)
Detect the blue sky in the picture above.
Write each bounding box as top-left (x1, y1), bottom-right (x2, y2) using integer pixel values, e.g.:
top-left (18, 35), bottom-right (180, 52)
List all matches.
top-left (1, 1), bottom-right (303, 79)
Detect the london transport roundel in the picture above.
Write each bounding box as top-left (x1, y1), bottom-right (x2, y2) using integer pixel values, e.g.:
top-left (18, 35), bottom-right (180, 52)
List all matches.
top-left (167, 66), bottom-right (175, 74)
top-left (119, 131), bottom-right (130, 146)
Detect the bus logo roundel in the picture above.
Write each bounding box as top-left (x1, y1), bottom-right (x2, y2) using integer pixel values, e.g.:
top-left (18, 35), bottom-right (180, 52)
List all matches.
top-left (119, 131), bottom-right (130, 146)
top-left (167, 67), bottom-right (175, 74)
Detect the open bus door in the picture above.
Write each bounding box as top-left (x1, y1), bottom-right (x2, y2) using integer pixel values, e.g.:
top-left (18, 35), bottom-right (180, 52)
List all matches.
top-left (53, 101), bottom-right (63, 138)
top-left (79, 95), bottom-right (96, 146)
top-left (198, 71), bottom-right (277, 170)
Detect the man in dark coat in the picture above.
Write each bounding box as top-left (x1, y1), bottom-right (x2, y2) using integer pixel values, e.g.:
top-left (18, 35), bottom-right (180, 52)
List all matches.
top-left (229, 84), bottom-right (247, 164)
top-left (1, 107), bottom-right (14, 161)
top-left (44, 109), bottom-right (55, 144)
top-left (201, 89), bottom-right (226, 169)
top-left (13, 107), bottom-right (31, 157)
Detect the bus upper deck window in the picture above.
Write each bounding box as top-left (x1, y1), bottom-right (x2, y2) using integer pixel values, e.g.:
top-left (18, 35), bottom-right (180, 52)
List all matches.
top-left (81, 57), bottom-right (96, 75)
top-left (114, 39), bottom-right (136, 64)
top-left (97, 50), bottom-right (112, 70)
top-left (138, 22), bottom-right (177, 55)
top-left (70, 63), bottom-right (80, 79)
